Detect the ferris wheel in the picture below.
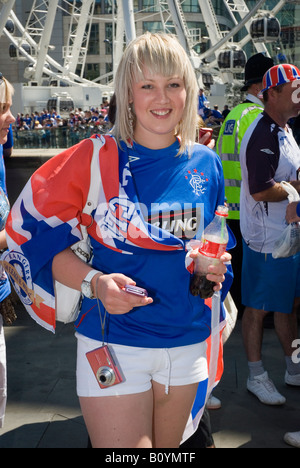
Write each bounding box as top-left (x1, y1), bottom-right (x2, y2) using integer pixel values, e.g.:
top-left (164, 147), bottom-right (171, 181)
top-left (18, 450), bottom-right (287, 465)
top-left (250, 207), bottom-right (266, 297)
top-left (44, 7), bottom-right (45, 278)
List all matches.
top-left (0, 0), bottom-right (291, 87)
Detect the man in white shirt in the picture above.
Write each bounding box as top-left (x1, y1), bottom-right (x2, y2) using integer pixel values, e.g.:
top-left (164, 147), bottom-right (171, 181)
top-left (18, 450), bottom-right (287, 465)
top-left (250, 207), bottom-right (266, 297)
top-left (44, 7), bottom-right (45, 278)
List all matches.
top-left (240, 64), bottom-right (300, 406)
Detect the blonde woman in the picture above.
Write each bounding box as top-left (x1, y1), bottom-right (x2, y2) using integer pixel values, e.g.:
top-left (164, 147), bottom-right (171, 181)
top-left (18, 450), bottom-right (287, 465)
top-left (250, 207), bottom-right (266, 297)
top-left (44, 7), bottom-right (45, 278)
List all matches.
top-left (0, 73), bottom-right (15, 428)
top-left (5, 34), bottom-right (231, 447)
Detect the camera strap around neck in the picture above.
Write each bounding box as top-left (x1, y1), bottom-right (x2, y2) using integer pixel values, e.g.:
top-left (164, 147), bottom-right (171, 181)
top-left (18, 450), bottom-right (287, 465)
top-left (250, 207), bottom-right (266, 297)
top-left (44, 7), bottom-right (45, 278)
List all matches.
top-left (96, 275), bottom-right (108, 346)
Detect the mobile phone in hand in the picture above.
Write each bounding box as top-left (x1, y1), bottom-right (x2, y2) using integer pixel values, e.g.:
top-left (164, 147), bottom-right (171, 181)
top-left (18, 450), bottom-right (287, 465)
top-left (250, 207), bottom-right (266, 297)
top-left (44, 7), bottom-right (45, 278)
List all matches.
top-left (124, 285), bottom-right (148, 297)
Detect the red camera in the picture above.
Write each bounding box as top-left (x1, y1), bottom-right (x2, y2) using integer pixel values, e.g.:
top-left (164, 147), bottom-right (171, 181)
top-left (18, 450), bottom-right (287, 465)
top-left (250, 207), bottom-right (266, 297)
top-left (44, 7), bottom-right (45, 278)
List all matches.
top-left (86, 345), bottom-right (123, 389)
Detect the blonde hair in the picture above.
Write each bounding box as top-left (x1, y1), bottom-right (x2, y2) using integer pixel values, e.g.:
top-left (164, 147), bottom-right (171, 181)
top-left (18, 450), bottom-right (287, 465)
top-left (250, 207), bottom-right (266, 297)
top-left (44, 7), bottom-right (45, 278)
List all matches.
top-left (0, 76), bottom-right (14, 114)
top-left (113, 32), bottom-right (198, 156)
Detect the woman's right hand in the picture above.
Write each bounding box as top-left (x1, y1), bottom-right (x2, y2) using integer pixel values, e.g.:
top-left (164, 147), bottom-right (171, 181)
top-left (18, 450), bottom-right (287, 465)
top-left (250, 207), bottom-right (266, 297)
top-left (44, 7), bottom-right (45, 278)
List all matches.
top-left (92, 273), bottom-right (153, 315)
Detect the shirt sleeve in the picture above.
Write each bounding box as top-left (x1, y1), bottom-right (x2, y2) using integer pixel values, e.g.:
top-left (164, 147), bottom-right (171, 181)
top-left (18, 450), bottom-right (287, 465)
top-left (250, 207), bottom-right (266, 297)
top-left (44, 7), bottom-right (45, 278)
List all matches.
top-left (246, 122), bottom-right (280, 195)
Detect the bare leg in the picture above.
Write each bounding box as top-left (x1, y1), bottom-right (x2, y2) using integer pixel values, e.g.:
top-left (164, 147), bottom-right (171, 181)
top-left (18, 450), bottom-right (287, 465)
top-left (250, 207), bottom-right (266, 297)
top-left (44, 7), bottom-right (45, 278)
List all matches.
top-left (80, 391), bottom-right (153, 448)
top-left (274, 312), bottom-right (297, 357)
top-left (242, 306), bottom-right (268, 362)
top-left (274, 297), bottom-right (299, 356)
top-left (80, 381), bottom-right (199, 448)
top-left (152, 381), bottom-right (199, 448)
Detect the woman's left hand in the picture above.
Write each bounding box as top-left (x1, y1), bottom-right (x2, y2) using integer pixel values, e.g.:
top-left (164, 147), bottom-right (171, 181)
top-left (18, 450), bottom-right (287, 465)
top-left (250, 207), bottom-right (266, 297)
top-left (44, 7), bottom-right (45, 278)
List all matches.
top-left (207, 252), bottom-right (231, 292)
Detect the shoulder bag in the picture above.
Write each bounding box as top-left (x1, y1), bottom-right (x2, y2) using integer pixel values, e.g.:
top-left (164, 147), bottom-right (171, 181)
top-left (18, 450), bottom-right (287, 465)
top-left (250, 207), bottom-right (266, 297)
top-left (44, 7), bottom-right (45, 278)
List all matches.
top-left (272, 181), bottom-right (300, 259)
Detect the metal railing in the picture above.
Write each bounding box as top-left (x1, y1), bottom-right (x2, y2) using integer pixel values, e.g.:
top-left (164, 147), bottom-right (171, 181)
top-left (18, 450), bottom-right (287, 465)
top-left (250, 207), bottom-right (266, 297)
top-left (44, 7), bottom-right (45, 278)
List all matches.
top-left (12, 124), bottom-right (110, 149)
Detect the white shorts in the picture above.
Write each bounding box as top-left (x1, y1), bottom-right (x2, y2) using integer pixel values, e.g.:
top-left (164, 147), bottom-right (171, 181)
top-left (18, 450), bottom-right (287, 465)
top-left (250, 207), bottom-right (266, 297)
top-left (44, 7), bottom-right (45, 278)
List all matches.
top-left (76, 333), bottom-right (208, 397)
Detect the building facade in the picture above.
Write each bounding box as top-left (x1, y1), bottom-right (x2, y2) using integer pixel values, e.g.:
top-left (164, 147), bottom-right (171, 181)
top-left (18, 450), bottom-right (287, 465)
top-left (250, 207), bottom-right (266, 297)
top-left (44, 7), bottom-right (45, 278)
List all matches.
top-left (0, 0), bottom-right (299, 87)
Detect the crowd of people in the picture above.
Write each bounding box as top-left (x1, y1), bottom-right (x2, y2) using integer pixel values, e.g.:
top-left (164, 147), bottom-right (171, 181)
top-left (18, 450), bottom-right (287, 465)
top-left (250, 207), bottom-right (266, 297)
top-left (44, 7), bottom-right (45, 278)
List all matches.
top-left (1, 32), bottom-right (300, 450)
top-left (15, 102), bottom-right (110, 132)
top-left (197, 88), bottom-right (230, 127)
top-left (13, 90), bottom-right (229, 151)
top-left (12, 102), bottom-right (112, 149)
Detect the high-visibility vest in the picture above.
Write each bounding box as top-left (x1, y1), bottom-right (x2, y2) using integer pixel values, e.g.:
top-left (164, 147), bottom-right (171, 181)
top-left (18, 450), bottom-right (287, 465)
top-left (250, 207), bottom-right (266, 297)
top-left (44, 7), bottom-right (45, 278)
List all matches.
top-left (216, 102), bottom-right (263, 220)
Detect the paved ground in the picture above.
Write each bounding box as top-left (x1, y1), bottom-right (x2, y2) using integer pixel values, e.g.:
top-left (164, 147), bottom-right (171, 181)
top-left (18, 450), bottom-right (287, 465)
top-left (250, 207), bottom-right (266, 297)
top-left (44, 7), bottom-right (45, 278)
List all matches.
top-left (0, 301), bottom-right (299, 448)
top-left (0, 301), bottom-right (87, 448)
top-left (210, 317), bottom-right (300, 449)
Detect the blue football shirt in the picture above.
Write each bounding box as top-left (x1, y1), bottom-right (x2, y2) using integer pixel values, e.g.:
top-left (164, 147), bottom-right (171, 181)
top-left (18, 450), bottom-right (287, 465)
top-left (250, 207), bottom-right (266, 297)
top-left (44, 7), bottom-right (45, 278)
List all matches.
top-left (76, 139), bottom-right (227, 348)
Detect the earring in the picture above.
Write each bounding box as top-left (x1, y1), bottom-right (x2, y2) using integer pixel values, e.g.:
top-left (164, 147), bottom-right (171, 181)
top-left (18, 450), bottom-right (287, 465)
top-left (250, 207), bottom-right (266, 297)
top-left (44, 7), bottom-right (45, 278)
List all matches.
top-left (128, 105), bottom-right (134, 135)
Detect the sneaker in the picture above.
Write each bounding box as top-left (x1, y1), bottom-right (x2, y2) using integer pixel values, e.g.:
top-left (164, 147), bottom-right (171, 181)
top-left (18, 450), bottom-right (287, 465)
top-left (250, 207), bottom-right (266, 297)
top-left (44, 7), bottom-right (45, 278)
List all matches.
top-left (285, 371), bottom-right (300, 387)
top-left (247, 371), bottom-right (286, 405)
top-left (284, 431), bottom-right (300, 448)
top-left (207, 394), bottom-right (221, 410)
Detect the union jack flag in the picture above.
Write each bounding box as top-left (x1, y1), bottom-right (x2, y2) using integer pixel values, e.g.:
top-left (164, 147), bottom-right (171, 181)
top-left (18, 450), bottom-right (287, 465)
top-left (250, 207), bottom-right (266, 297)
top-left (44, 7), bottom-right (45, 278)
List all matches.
top-left (2, 136), bottom-right (184, 332)
top-left (183, 293), bottom-right (226, 443)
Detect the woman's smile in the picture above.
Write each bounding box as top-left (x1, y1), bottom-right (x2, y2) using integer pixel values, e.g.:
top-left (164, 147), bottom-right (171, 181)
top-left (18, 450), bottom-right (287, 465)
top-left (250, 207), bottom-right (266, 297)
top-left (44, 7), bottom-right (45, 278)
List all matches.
top-left (150, 109), bottom-right (172, 118)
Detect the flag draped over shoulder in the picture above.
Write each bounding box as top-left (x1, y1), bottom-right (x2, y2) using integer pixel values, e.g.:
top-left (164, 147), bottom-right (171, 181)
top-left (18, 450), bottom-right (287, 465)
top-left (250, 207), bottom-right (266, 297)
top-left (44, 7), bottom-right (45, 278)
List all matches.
top-left (1, 135), bottom-right (184, 332)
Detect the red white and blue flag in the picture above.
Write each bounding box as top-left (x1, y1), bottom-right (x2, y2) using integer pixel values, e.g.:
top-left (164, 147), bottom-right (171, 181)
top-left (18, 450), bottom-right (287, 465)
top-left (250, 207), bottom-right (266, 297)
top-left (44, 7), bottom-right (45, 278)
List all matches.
top-left (183, 292), bottom-right (226, 442)
top-left (260, 63), bottom-right (300, 94)
top-left (2, 135), bottom-right (184, 332)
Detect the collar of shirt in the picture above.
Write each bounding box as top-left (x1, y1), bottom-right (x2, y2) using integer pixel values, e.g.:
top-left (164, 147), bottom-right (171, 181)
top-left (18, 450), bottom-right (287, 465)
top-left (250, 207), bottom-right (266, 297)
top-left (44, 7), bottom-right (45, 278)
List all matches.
top-left (245, 93), bottom-right (264, 107)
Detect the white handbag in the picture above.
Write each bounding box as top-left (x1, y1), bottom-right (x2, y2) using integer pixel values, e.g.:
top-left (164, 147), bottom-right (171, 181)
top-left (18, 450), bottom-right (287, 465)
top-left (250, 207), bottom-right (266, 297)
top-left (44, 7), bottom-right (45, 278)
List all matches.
top-left (272, 181), bottom-right (300, 259)
top-left (55, 138), bottom-right (102, 324)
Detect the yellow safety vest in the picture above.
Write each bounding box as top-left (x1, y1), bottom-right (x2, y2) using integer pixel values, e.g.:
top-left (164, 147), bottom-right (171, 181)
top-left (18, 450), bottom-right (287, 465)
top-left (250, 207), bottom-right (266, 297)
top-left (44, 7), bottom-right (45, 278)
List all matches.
top-left (216, 102), bottom-right (263, 220)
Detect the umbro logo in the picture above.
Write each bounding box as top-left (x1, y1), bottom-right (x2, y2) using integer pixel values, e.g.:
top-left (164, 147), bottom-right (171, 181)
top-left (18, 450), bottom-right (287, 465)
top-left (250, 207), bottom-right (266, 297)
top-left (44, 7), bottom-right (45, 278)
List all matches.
top-left (260, 148), bottom-right (275, 155)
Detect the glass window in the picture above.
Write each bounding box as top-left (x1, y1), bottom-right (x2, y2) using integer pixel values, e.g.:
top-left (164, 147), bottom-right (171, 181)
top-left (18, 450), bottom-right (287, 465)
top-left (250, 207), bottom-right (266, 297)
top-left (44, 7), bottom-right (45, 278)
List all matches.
top-left (105, 62), bottom-right (113, 83)
top-left (182, 0), bottom-right (200, 13)
top-left (88, 24), bottom-right (100, 55)
top-left (141, 1), bottom-right (159, 12)
top-left (212, 0), bottom-right (223, 16)
top-left (94, 1), bottom-right (102, 15)
top-left (133, 0), bottom-right (139, 12)
top-left (84, 63), bottom-right (100, 81)
top-left (103, 0), bottom-right (116, 14)
top-left (104, 23), bottom-right (113, 54)
top-left (187, 21), bottom-right (202, 53)
top-left (143, 21), bottom-right (164, 33)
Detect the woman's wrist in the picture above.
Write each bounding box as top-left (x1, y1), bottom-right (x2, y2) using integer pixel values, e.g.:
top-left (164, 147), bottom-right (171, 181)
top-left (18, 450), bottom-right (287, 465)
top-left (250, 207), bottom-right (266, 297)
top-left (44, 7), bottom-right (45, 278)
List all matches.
top-left (91, 272), bottom-right (105, 299)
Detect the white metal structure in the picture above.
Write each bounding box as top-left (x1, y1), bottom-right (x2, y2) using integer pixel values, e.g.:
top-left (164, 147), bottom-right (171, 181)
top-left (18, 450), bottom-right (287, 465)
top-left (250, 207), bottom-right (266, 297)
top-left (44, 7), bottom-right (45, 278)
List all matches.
top-left (62, 0), bottom-right (95, 79)
top-left (0, 0), bottom-right (101, 87)
top-left (0, 0), bottom-right (290, 86)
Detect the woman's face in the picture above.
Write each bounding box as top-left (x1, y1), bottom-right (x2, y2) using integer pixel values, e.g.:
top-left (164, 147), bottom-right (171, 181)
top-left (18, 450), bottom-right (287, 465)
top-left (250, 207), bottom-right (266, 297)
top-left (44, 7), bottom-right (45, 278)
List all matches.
top-left (130, 67), bottom-right (186, 149)
top-left (0, 99), bottom-right (15, 145)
